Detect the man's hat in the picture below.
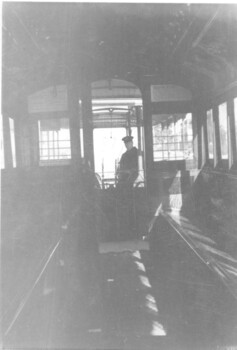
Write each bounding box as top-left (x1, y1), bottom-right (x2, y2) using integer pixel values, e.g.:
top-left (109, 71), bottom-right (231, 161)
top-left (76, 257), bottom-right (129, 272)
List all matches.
top-left (122, 135), bottom-right (133, 143)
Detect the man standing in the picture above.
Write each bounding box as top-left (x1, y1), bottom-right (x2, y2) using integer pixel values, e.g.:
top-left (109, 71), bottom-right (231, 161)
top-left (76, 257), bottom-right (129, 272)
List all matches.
top-left (117, 135), bottom-right (138, 187)
top-left (116, 136), bottom-right (138, 237)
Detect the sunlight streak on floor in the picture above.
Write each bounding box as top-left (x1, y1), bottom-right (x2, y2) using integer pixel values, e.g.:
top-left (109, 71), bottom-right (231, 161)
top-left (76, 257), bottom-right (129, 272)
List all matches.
top-left (146, 294), bottom-right (159, 314)
top-left (197, 242), bottom-right (237, 263)
top-left (171, 214), bottom-right (216, 245)
top-left (146, 300), bottom-right (159, 313)
top-left (139, 275), bottom-right (152, 288)
top-left (132, 250), bottom-right (141, 260)
top-left (134, 261), bottom-right (146, 272)
top-left (150, 321), bottom-right (166, 336)
top-left (146, 294), bottom-right (156, 303)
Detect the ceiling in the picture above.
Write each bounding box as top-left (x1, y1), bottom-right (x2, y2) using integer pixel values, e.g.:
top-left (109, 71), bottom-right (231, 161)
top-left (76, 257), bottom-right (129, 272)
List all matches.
top-left (2, 2), bottom-right (237, 115)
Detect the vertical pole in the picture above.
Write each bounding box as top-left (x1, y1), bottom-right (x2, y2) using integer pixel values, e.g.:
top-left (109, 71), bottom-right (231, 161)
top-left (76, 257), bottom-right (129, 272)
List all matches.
top-left (142, 85), bottom-right (153, 192)
top-left (227, 99), bottom-right (237, 167)
top-left (213, 105), bottom-right (221, 167)
top-left (127, 111), bottom-right (131, 136)
top-left (2, 114), bottom-right (13, 168)
top-left (202, 109), bottom-right (209, 165)
top-left (29, 119), bottom-right (39, 167)
top-left (19, 118), bottom-right (30, 168)
top-left (192, 106), bottom-right (201, 169)
top-left (14, 117), bottom-right (22, 168)
top-left (135, 106), bottom-right (142, 153)
top-left (68, 81), bottom-right (81, 166)
top-left (81, 78), bottom-right (94, 171)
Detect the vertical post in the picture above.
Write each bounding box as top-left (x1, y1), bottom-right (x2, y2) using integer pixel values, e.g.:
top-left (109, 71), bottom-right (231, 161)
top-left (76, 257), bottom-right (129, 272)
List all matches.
top-left (202, 109), bottom-right (209, 165)
top-left (227, 99), bottom-right (237, 167)
top-left (135, 105), bottom-right (143, 187)
top-left (2, 114), bottom-right (13, 168)
top-left (68, 81), bottom-right (81, 166)
top-left (20, 118), bottom-right (31, 168)
top-left (14, 117), bottom-right (22, 168)
top-left (127, 111), bottom-right (131, 136)
top-left (142, 85), bottom-right (153, 191)
top-left (195, 107), bottom-right (209, 168)
top-left (29, 119), bottom-right (39, 167)
top-left (213, 105), bottom-right (221, 167)
top-left (192, 106), bottom-right (201, 168)
top-left (81, 78), bottom-right (94, 171)
top-left (135, 106), bottom-right (142, 153)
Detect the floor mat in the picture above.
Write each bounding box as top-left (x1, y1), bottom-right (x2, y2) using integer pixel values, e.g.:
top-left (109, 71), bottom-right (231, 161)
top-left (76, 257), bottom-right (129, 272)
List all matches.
top-left (99, 239), bottom-right (149, 254)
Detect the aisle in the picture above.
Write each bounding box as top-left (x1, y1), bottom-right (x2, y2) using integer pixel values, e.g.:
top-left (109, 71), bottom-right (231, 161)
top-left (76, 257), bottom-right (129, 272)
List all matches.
top-left (3, 220), bottom-right (237, 350)
top-left (98, 240), bottom-right (167, 349)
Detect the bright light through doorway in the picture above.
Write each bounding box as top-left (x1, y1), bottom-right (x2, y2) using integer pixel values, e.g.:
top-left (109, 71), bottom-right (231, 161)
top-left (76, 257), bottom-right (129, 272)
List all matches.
top-left (93, 127), bottom-right (138, 180)
top-left (92, 98), bottom-right (142, 181)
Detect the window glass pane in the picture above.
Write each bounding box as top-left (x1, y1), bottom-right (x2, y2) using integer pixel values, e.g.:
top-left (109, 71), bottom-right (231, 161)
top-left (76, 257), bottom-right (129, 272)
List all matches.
top-left (155, 151), bottom-right (163, 160)
top-left (61, 140), bottom-right (71, 148)
top-left (49, 149), bottom-right (54, 158)
top-left (218, 103), bottom-right (228, 159)
top-left (41, 149), bottom-right (48, 158)
top-left (163, 151), bottom-right (168, 159)
top-left (168, 143), bottom-right (175, 150)
top-left (176, 119), bottom-right (182, 134)
top-left (169, 151), bottom-right (175, 159)
top-left (0, 114), bottom-right (5, 169)
top-left (40, 143), bottom-right (48, 149)
top-left (48, 131), bottom-right (54, 141)
top-left (175, 135), bottom-right (182, 142)
top-left (152, 113), bottom-right (193, 161)
top-left (156, 143), bottom-right (163, 151)
top-left (9, 118), bottom-right (16, 167)
top-left (234, 98), bottom-right (237, 149)
top-left (206, 110), bottom-right (214, 159)
top-left (176, 150), bottom-right (183, 159)
top-left (38, 118), bottom-right (71, 164)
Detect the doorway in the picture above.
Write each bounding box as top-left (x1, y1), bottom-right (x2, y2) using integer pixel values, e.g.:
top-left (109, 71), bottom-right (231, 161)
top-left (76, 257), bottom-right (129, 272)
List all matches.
top-left (91, 80), bottom-right (145, 188)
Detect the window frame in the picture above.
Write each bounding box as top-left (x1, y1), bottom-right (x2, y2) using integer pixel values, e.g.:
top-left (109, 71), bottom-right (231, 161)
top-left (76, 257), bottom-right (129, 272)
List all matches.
top-left (38, 117), bottom-right (72, 166)
top-left (218, 102), bottom-right (229, 162)
top-left (152, 113), bottom-right (194, 162)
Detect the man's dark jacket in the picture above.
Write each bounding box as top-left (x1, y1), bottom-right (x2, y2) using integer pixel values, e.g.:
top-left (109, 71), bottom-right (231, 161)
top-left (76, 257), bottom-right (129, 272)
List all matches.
top-left (118, 147), bottom-right (138, 185)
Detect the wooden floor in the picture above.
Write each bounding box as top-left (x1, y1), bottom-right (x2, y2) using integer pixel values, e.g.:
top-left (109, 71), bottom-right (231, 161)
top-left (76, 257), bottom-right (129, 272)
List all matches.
top-left (2, 210), bottom-right (237, 350)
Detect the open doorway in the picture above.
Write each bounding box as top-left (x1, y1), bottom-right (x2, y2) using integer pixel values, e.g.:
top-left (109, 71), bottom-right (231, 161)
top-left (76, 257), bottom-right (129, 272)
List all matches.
top-left (91, 80), bottom-right (144, 188)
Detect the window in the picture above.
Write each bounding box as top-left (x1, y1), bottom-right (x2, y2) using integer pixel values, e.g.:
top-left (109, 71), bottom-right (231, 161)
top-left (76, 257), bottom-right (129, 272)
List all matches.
top-left (206, 109), bottom-right (214, 160)
top-left (152, 113), bottom-right (193, 161)
top-left (9, 118), bottom-right (16, 168)
top-left (79, 99), bottom-right (84, 158)
top-left (38, 118), bottom-right (71, 165)
top-left (218, 103), bottom-right (228, 159)
top-left (201, 122), bottom-right (206, 166)
top-left (80, 128), bottom-right (84, 158)
top-left (0, 114), bottom-right (4, 169)
top-left (234, 98), bottom-right (237, 150)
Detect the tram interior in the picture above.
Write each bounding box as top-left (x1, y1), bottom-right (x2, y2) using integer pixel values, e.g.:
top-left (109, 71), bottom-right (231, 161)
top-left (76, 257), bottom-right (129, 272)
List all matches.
top-left (2, 3), bottom-right (237, 349)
